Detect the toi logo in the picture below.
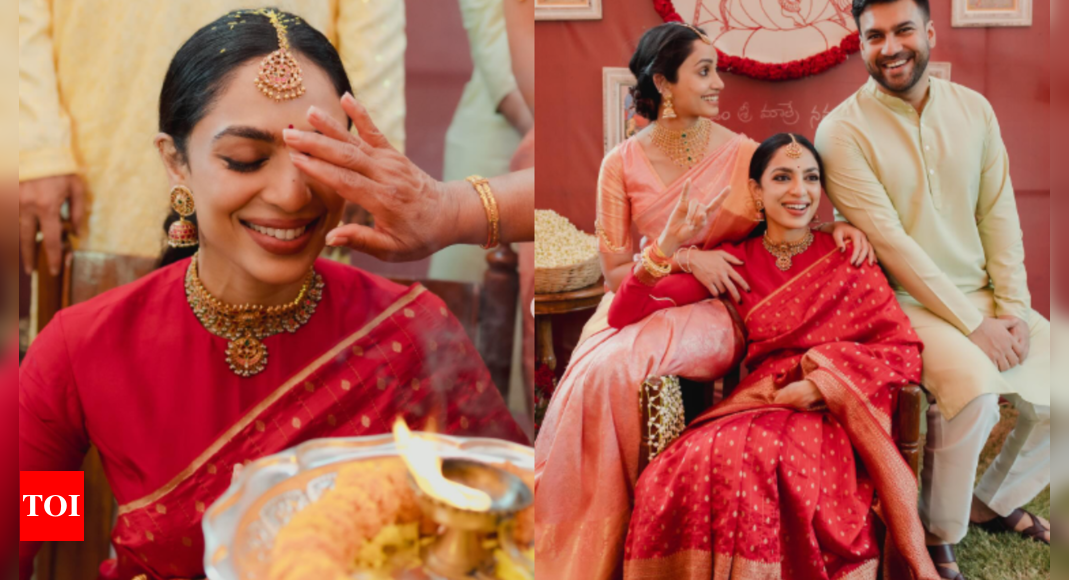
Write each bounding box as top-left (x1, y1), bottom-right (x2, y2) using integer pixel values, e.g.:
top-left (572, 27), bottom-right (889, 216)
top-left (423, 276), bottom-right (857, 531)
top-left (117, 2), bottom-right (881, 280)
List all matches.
top-left (20, 471), bottom-right (84, 542)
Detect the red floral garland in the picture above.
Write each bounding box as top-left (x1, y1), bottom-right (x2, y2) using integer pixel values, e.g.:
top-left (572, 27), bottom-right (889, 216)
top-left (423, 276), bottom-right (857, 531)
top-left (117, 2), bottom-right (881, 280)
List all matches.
top-left (653, 0), bottom-right (860, 81)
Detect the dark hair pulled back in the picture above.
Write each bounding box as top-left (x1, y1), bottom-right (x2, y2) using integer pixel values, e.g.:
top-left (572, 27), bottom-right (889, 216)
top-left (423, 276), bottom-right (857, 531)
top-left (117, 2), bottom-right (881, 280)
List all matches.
top-left (158, 8), bottom-right (353, 267)
top-left (628, 23), bottom-right (710, 121)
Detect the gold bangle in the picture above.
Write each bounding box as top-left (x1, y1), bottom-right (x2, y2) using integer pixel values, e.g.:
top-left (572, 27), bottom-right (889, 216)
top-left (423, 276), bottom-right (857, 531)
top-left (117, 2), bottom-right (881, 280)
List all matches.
top-left (648, 241), bottom-right (672, 267)
top-left (466, 175), bottom-right (500, 249)
top-left (641, 246), bottom-right (671, 278)
top-left (635, 263), bottom-right (659, 287)
top-left (650, 240), bottom-right (669, 261)
top-left (674, 247), bottom-right (694, 274)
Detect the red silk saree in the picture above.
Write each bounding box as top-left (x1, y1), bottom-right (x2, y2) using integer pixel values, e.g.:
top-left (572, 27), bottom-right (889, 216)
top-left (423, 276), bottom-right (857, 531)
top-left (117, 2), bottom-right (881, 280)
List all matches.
top-left (19, 259), bottom-right (525, 580)
top-left (614, 233), bottom-right (938, 580)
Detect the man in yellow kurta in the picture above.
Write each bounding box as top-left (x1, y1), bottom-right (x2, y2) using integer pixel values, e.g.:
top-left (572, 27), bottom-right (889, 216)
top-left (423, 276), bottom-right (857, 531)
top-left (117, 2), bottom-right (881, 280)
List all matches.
top-left (816, 0), bottom-right (1050, 573)
top-left (20, 0), bottom-right (405, 272)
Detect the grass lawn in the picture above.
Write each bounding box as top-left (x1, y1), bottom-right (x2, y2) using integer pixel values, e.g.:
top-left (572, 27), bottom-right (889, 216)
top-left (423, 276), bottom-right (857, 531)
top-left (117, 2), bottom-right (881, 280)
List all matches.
top-left (953, 405), bottom-right (1050, 580)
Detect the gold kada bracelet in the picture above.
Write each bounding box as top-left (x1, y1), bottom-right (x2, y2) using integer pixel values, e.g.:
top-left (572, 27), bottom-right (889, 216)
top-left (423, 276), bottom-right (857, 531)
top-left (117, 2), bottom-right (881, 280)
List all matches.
top-left (466, 175), bottom-right (500, 250)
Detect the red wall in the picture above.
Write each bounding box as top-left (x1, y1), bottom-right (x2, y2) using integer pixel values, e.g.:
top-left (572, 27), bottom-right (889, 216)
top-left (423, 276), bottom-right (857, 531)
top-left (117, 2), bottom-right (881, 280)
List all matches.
top-left (535, 0), bottom-right (1050, 327)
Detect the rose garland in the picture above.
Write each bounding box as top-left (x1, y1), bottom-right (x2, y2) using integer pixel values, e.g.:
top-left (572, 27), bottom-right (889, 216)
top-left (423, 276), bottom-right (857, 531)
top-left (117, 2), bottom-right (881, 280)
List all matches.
top-left (653, 0), bottom-right (861, 81)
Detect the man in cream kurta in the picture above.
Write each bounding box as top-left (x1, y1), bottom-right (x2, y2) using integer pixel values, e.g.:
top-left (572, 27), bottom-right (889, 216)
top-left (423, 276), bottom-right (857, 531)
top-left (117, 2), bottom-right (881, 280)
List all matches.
top-left (20, 0), bottom-right (405, 266)
top-left (815, 0), bottom-right (1050, 562)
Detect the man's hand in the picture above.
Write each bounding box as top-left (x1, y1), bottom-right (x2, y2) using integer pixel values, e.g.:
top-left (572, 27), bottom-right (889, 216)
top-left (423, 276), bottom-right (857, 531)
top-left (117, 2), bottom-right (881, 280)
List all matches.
top-left (999, 315), bottom-right (1031, 364)
top-left (19, 175), bottom-right (85, 275)
top-left (968, 317), bottom-right (1022, 372)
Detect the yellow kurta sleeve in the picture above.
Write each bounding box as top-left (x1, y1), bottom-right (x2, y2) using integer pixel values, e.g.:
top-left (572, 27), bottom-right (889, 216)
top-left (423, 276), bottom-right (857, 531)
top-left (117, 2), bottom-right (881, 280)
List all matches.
top-left (335, 0), bottom-right (406, 153)
top-left (458, 0), bottom-right (518, 110)
top-left (975, 102), bottom-right (1031, 321)
top-left (595, 147), bottom-right (632, 254)
top-left (817, 122), bottom-right (984, 335)
top-left (19, 0), bottom-right (79, 182)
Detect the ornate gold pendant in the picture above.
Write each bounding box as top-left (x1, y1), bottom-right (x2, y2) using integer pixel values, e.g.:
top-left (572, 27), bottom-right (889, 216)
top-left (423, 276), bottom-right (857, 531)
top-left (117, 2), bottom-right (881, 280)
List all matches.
top-left (227, 335), bottom-right (269, 378)
top-left (775, 256), bottom-right (793, 271)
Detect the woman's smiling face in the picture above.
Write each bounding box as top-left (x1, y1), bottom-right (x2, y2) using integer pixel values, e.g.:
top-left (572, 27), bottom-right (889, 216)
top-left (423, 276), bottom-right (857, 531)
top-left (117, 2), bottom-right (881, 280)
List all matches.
top-left (158, 56), bottom-right (349, 288)
top-left (752, 145), bottom-right (822, 232)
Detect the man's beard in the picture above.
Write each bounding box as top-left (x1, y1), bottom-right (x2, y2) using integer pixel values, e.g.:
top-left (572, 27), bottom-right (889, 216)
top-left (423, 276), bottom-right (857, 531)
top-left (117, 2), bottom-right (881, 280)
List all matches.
top-left (866, 47), bottom-right (930, 94)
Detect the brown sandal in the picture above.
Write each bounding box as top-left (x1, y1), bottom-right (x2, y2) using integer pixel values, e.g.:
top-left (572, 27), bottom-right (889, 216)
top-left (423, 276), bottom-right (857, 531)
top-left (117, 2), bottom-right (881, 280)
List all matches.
top-left (976, 508), bottom-right (1050, 545)
top-left (927, 545), bottom-right (967, 580)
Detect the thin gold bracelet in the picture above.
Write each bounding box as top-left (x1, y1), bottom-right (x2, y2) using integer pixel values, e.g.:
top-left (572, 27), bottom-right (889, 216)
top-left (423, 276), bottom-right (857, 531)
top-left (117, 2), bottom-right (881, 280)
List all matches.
top-left (466, 175), bottom-right (500, 249)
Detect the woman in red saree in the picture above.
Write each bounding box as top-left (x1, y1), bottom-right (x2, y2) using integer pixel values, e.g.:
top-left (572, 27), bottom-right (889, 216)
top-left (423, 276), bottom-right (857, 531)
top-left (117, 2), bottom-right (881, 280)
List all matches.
top-left (18, 10), bottom-right (524, 580)
top-left (614, 134), bottom-right (938, 580)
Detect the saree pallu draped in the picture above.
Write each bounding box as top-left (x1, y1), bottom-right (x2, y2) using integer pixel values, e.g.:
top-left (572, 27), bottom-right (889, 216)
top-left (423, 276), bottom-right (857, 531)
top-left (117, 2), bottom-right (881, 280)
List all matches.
top-left (19, 260), bottom-right (524, 580)
top-left (534, 134), bottom-right (759, 580)
top-left (623, 240), bottom-right (939, 580)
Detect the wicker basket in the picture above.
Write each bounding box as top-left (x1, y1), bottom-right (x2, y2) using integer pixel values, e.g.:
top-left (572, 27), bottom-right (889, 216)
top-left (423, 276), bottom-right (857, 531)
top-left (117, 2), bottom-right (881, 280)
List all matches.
top-left (535, 254), bottom-right (601, 294)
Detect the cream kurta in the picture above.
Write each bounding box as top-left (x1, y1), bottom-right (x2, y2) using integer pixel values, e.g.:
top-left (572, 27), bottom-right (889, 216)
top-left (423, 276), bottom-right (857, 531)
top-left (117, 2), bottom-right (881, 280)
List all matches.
top-left (816, 77), bottom-right (1049, 419)
top-left (20, 0), bottom-right (406, 257)
top-left (430, 0), bottom-right (522, 284)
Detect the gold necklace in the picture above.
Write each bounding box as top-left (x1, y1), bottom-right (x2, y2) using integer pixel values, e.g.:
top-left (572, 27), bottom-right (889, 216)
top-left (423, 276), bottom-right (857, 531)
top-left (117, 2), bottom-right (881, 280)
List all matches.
top-left (185, 253), bottom-right (325, 378)
top-left (650, 118), bottom-right (713, 168)
top-left (763, 229), bottom-right (814, 272)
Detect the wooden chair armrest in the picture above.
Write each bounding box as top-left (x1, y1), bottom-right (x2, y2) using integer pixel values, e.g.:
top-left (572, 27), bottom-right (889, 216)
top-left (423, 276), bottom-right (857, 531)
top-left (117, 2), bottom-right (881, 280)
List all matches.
top-left (897, 385), bottom-right (924, 479)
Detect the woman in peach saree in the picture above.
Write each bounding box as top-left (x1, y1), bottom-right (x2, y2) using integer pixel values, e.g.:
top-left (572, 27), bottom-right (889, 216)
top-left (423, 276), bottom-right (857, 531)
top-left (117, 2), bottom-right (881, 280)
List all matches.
top-left (533, 23), bottom-right (759, 580)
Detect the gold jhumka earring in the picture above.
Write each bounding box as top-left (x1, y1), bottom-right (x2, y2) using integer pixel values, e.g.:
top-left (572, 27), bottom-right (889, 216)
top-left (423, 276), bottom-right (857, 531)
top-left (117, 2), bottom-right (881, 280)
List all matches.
top-left (661, 91), bottom-right (677, 120)
top-left (168, 185), bottom-right (198, 248)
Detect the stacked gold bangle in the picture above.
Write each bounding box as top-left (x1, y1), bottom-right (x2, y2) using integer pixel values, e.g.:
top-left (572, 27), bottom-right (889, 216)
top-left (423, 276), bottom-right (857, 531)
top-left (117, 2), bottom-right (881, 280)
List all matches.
top-left (466, 175), bottom-right (500, 249)
top-left (641, 244), bottom-right (672, 278)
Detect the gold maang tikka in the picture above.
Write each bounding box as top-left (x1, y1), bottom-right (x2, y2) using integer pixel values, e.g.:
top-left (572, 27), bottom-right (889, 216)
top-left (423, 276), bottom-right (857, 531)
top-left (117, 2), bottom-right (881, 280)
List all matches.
top-left (253, 9), bottom-right (306, 102)
top-left (784, 134), bottom-right (804, 159)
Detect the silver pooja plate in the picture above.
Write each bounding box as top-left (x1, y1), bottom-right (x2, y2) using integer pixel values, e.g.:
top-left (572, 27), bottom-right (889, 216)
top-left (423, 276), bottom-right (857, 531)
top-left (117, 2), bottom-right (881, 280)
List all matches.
top-left (202, 433), bottom-right (534, 580)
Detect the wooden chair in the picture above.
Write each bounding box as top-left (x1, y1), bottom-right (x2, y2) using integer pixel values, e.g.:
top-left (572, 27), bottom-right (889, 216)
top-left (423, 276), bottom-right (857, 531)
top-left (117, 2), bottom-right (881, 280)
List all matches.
top-left (30, 242), bottom-right (519, 580)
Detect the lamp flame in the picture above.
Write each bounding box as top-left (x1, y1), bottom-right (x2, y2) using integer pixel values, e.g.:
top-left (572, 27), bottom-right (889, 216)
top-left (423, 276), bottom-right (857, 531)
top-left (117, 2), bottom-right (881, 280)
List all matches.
top-left (392, 418), bottom-right (493, 512)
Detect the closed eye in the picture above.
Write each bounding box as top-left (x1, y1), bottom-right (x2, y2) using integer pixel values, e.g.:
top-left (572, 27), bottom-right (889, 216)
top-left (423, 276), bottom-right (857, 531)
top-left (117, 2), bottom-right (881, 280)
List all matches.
top-left (222, 157), bottom-right (268, 173)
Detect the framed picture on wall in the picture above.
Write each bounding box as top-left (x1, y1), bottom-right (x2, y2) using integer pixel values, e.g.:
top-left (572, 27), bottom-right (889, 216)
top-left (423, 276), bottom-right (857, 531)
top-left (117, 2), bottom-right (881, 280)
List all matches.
top-left (602, 67), bottom-right (650, 154)
top-left (535, 0), bottom-right (602, 21)
top-left (928, 62), bottom-right (952, 81)
top-left (952, 0), bottom-right (1032, 27)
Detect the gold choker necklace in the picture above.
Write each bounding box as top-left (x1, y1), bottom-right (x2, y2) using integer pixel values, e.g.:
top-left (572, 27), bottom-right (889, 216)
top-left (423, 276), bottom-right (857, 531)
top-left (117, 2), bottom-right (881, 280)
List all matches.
top-left (763, 229), bottom-right (814, 272)
top-left (185, 253), bottom-right (325, 378)
top-left (651, 118), bottom-right (713, 169)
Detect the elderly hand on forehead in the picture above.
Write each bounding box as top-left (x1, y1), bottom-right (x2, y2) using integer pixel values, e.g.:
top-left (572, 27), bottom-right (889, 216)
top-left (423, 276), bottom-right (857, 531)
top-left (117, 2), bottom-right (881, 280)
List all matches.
top-left (283, 94), bottom-right (532, 262)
